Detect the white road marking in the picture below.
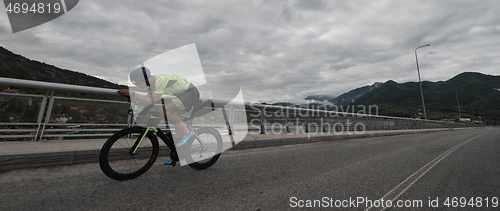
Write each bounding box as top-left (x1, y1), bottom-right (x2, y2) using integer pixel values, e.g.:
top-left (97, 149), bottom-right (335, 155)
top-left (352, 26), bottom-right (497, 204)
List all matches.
top-left (366, 130), bottom-right (491, 211)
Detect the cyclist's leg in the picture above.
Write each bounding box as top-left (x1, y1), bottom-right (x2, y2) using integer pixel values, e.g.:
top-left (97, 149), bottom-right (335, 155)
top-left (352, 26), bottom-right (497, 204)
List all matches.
top-left (163, 99), bottom-right (190, 136)
top-left (162, 100), bottom-right (186, 166)
top-left (163, 85), bottom-right (200, 137)
top-left (163, 85), bottom-right (200, 166)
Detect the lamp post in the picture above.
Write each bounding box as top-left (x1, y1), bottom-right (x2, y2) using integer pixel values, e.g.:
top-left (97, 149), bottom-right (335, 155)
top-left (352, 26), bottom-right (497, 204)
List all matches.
top-left (415, 44), bottom-right (430, 120)
top-left (455, 90), bottom-right (462, 120)
top-left (471, 102), bottom-right (475, 122)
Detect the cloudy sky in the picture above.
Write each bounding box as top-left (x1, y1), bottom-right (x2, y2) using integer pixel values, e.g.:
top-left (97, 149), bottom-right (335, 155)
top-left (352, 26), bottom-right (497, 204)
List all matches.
top-left (1, 0), bottom-right (499, 103)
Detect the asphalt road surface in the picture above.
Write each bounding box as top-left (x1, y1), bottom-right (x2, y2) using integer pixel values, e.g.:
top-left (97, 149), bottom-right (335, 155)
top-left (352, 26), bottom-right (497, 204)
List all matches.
top-left (1, 127), bottom-right (499, 210)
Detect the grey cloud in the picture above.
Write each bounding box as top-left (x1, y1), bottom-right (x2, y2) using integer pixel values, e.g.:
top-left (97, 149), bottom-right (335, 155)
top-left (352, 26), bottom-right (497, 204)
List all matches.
top-left (330, 63), bottom-right (355, 71)
top-left (1, 0), bottom-right (499, 103)
top-left (294, 0), bottom-right (328, 11)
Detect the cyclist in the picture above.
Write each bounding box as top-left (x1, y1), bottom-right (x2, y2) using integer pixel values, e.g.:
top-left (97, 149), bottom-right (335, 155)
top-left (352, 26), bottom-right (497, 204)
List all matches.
top-left (117, 66), bottom-right (200, 165)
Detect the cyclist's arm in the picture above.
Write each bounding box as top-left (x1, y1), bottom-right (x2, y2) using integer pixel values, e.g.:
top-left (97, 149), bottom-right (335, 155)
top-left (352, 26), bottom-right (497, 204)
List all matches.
top-left (132, 91), bottom-right (163, 104)
top-left (117, 89), bottom-right (163, 104)
top-left (117, 89), bottom-right (130, 97)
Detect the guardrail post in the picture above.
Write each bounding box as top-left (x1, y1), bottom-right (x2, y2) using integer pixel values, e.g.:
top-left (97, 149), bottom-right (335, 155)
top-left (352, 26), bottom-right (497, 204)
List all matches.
top-left (229, 105), bottom-right (234, 135)
top-left (285, 107), bottom-right (290, 133)
top-left (33, 90), bottom-right (50, 141)
top-left (219, 105), bottom-right (234, 135)
top-left (346, 117), bottom-right (351, 132)
top-left (305, 111), bottom-right (309, 133)
top-left (39, 90), bottom-right (54, 141)
top-left (322, 115), bottom-right (327, 133)
top-left (260, 107), bottom-right (266, 134)
top-left (127, 103), bottom-right (134, 127)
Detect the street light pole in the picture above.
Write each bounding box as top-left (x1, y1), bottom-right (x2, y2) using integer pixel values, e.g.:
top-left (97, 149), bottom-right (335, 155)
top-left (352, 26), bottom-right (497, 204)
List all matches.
top-left (471, 103), bottom-right (475, 122)
top-left (455, 90), bottom-right (462, 120)
top-left (415, 44), bottom-right (430, 120)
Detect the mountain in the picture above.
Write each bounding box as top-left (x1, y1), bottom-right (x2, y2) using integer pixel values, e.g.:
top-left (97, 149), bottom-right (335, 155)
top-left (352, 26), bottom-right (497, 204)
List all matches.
top-left (0, 47), bottom-right (130, 124)
top-left (332, 82), bottom-right (382, 106)
top-left (304, 95), bottom-right (336, 102)
top-left (0, 46), bottom-right (125, 90)
top-left (353, 72), bottom-right (500, 125)
top-left (353, 80), bottom-right (420, 104)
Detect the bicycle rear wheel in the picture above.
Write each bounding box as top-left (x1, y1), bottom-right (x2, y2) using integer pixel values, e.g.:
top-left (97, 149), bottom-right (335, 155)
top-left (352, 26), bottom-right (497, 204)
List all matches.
top-left (186, 127), bottom-right (223, 170)
top-left (99, 127), bottom-right (159, 180)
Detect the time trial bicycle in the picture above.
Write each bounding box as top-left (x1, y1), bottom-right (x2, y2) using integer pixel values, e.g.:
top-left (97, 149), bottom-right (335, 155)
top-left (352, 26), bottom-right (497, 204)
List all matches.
top-left (99, 100), bottom-right (222, 180)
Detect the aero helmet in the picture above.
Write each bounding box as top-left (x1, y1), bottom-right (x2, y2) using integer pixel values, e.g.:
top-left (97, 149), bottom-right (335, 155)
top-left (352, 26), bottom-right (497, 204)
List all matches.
top-left (129, 66), bottom-right (151, 85)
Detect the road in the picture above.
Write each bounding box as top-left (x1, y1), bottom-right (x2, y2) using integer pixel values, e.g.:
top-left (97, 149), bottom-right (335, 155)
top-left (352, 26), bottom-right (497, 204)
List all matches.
top-left (1, 127), bottom-right (499, 210)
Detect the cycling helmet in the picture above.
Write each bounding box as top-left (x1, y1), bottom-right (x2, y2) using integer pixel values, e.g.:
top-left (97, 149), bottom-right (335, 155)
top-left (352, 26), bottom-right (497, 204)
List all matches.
top-left (129, 66), bottom-right (151, 85)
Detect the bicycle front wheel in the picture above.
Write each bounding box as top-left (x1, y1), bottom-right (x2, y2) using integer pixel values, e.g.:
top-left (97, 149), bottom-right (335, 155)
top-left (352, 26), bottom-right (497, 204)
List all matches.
top-left (186, 127), bottom-right (223, 170)
top-left (99, 127), bottom-right (159, 180)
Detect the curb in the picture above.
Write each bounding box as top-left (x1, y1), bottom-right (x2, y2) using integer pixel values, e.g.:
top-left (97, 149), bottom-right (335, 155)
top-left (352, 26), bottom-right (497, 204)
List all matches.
top-left (0, 129), bottom-right (451, 172)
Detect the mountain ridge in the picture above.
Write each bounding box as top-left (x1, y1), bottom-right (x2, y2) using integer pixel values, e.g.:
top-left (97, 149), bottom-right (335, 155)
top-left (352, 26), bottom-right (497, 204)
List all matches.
top-left (0, 46), bottom-right (125, 90)
top-left (353, 72), bottom-right (500, 124)
top-left (331, 82), bottom-right (382, 106)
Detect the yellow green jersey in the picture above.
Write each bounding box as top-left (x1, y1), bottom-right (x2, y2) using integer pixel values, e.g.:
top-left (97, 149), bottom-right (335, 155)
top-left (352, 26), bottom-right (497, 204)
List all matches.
top-left (153, 73), bottom-right (191, 96)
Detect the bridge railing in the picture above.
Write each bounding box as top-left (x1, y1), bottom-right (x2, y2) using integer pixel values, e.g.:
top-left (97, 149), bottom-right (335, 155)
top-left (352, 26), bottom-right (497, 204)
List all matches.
top-left (0, 77), bottom-right (468, 141)
top-left (244, 103), bottom-right (467, 135)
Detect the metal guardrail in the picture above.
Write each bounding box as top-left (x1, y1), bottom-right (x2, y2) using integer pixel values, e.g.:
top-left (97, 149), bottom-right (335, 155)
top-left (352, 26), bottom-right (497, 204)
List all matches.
top-left (0, 77), bottom-right (117, 95)
top-left (0, 77), bottom-right (468, 141)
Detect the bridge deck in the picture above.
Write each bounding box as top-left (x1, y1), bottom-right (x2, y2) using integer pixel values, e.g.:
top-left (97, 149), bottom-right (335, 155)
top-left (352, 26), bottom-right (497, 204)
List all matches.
top-left (0, 128), bottom-right (468, 172)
